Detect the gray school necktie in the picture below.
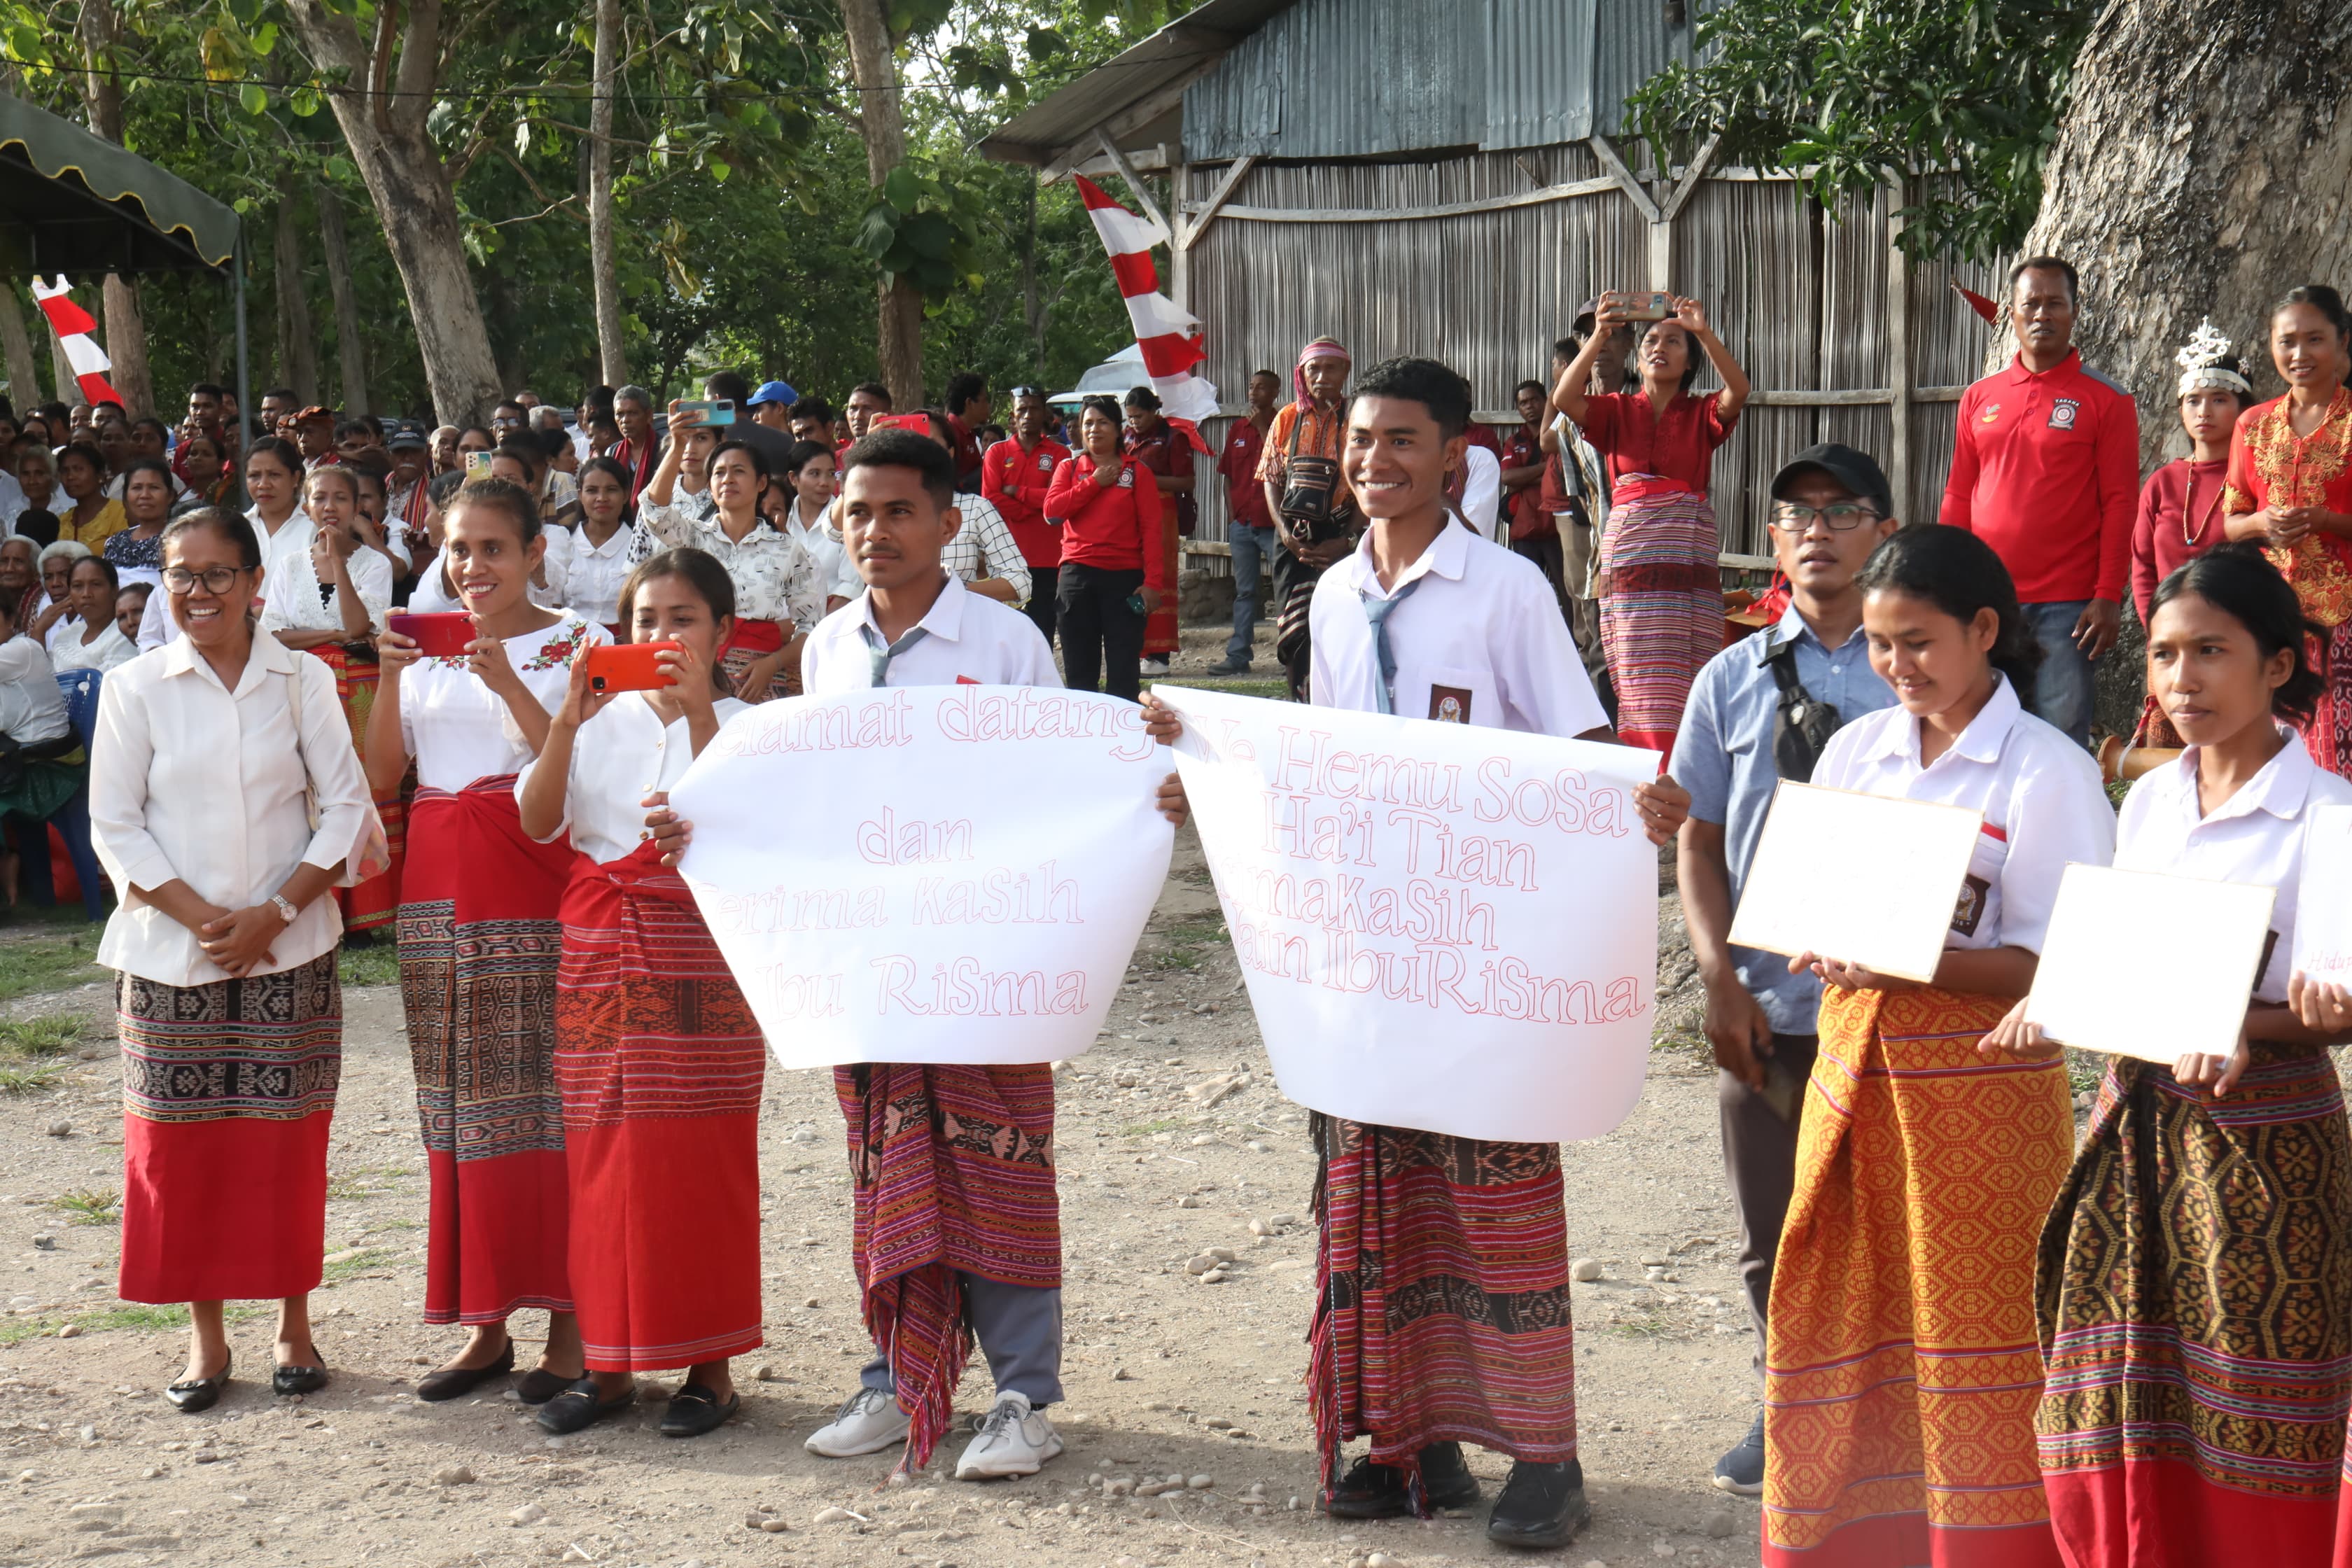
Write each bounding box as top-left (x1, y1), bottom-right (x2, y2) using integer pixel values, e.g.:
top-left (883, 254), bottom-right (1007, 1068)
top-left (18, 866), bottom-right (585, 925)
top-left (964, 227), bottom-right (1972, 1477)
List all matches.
top-left (1359, 575), bottom-right (1423, 715)
top-left (862, 624), bottom-right (930, 687)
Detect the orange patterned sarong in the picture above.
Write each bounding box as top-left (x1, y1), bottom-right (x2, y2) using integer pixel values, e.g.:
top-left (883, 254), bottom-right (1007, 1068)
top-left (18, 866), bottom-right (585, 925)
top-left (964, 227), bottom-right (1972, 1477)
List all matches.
top-left (1763, 985), bottom-right (2071, 1568)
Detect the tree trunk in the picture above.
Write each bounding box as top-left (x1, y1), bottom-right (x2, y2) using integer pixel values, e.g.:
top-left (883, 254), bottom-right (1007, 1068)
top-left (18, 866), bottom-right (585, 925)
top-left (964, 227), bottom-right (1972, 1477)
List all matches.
top-left (274, 197), bottom-right (321, 406)
top-left (587, 0), bottom-right (629, 386)
top-left (2017, 0), bottom-right (2352, 467)
top-left (281, 0), bottom-right (505, 426)
top-left (0, 286), bottom-right (41, 412)
top-left (75, 0), bottom-right (153, 416)
top-left (838, 0), bottom-right (923, 408)
top-left (317, 188), bottom-right (371, 417)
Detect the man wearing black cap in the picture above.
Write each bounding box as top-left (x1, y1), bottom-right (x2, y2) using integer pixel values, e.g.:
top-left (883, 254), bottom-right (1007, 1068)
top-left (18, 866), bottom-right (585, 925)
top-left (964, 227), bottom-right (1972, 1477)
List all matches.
top-left (1657, 443), bottom-right (1902, 1497)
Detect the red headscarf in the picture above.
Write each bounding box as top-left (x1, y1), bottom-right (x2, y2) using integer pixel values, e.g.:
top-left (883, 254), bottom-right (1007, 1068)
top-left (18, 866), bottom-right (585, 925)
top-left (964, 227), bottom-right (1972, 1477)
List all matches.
top-left (1293, 337), bottom-right (1351, 407)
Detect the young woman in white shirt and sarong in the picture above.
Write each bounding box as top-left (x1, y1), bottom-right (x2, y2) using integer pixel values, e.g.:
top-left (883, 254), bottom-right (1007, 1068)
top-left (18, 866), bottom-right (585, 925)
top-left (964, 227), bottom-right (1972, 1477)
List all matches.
top-left (89, 509), bottom-right (373, 1411)
top-left (1761, 524), bottom-right (2115, 1568)
top-left (1981, 544), bottom-right (2352, 1567)
top-left (368, 477), bottom-right (608, 1406)
top-left (514, 547), bottom-right (761, 1438)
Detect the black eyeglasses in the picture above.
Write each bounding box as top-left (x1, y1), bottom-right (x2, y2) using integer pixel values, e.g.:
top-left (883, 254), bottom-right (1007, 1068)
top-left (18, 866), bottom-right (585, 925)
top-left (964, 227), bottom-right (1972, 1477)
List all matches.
top-left (161, 566), bottom-right (248, 594)
top-left (1769, 502), bottom-right (1882, 533)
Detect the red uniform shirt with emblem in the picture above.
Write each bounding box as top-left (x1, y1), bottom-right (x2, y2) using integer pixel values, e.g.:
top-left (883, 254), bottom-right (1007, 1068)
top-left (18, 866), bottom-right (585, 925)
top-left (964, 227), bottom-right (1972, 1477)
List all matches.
top-left (1220, 416), bottom-right (1272, 529)
top-left (981, 435), bottom-right (1071, 568)
top-left (1502, 419), bottom-right (1546, 538)
top-left (1042, 454), bottom-right (1170, 589)
top-left (1938, 348), bottom-right (2138, 605)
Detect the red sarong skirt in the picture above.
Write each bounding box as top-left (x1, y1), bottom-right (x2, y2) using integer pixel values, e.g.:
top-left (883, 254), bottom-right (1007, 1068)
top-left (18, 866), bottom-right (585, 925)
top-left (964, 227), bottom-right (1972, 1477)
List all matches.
top-left (398, 778), bottom-right (573, 1324)
top-left (555, 843), bottom-right (764, 1371)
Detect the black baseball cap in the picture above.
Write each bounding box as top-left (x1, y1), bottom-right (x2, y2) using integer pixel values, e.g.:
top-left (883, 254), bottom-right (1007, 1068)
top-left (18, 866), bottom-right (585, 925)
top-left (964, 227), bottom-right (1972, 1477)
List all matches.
top-left (1770, 443), bottom-right (1893, 518)
top-left (386, 419), bottom-right (430, 450)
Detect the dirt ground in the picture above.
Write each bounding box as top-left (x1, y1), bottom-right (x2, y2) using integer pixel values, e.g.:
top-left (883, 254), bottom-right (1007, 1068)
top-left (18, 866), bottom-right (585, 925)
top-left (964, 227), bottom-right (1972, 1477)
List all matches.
top-left (0, 620), bottom-right (1768, 1568)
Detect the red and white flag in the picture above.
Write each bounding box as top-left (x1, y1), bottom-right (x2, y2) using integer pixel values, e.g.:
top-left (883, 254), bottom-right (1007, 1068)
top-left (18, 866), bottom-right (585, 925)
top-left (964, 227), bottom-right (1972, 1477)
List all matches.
top-left (29, 276), bottom-right (121, 406)
top-left (1073, 175), bottom-right (1218, 422)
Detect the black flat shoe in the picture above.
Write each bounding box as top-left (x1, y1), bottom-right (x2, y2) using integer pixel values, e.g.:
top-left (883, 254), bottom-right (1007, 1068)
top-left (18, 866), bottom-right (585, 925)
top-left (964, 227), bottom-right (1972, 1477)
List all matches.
top-left (272, 1362), bottom-right (328, 1397)
top-left (414, 1340), bottom-right (513, 1403)
top-left (1322, 1441), bottom-right (1480, 1518)
top-left (165, 1352), bottom-right (231, 1414)
top-left (515, 1366), bottom-right (580, 1406)
top-left (659, 1382), bottom-right (739, 1438)
top-left (1486, 1458), bottom-right (1590, 1549)
top-left (536, 1377), bottom-right (636, 1434)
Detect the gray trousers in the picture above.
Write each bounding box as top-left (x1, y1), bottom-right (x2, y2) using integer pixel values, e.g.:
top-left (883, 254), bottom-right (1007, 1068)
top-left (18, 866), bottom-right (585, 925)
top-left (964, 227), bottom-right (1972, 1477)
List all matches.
top-left (1718, 1031), bottom-right (1818, 1380)
top-left (862, 1275), bottom-right (1063, 1406)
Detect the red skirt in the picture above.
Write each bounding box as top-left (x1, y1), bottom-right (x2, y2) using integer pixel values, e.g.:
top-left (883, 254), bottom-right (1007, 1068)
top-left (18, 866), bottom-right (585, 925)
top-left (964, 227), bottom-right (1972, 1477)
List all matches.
top-left (305, 645), bottom-right (405, 933)
top-left (115, 951), bottom-right (341, 1303)
top-left (399, 778), bottom-right (573, 1324)
top-left (556, 843), bottom-right (765, 1371)
top-left (1143, 514), bottom-right (1180, 657)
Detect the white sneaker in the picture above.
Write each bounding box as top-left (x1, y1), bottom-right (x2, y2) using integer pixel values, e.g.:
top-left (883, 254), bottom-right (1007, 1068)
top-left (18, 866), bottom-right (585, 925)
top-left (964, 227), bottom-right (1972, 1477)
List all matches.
top-left (955, 1391), bottom-right (1063, 1479)
top-left (1139, 657), bottom-right (1171, 676)
top-left (805, 1386), bottom-right (910, 1457)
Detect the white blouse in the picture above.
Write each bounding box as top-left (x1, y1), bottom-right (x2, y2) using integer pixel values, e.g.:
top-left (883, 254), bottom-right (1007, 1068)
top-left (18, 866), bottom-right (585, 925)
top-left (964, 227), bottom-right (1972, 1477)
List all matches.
top-left (0, 634), bottom-right (68, 743)
top-left (396, 611), bottom-right (607, 792)
top-left (51, 620), bottom-right (136, 674)
top-left (92, 631), bottom-right (370, 986)
top-left (1811, 673), bottom-right (2115, 953)
top-left (517, 691), bottom-right (750, 864)
top-left (2117, 731), bottom-right (2352, 1003)
top-left (258, 541), bottom-right (394, 638)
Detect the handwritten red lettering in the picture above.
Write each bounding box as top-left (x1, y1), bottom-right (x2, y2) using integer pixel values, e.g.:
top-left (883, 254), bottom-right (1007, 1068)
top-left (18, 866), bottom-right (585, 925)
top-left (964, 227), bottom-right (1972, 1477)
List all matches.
top-left (857, 807), bottom-right (975, 866)
top-left (933, 686), bottom-right (1156, 763)
top-left (869, 954), bottom-right (1088, 1016)
top-left (911, 862), bottom-right (1083, 925)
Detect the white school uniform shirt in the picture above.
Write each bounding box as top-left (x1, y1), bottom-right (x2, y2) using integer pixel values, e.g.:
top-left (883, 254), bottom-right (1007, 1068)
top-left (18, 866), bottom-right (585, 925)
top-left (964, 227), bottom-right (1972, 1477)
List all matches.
top-left (1810, 673), bottom-right (2114, 953)
top-left (91, 629), bottom-right (371, 987)
top-left (563, 523), bottom-right (636, 628)
top-left (1460, 444), bottom-right (1502, 541)
top-left (397, 610), bottom-right (607, 792)
top-left (258, 538), bottom-right (395, 639)
top-left (2115, 730), bottom-right (2352, 1003)
top-left (800, 570), bottom-right (1059, 694)
top-left (516, 692), bottom-right (750, 864)
top-left (50, 619), bottom-right (136, 674)
top-left (1308, 519), bottom-right (1608, 736)
top-left (0, 633), bottom-right (68, 743)
top-left (783, 501), bottom-right (848, 601)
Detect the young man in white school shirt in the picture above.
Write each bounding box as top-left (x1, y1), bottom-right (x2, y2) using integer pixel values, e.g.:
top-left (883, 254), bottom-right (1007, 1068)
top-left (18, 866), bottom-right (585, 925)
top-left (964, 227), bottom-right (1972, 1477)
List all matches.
top-left (652, 428), bottom-right (1182, 1483)
top-left (1150, 358), bottom-right (1683, 1552)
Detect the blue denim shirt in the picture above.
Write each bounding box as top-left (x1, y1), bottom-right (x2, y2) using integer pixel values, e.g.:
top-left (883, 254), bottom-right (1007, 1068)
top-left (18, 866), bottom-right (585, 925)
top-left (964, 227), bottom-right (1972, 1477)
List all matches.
top-left (1673, 608), bottom-right (1896, 1034)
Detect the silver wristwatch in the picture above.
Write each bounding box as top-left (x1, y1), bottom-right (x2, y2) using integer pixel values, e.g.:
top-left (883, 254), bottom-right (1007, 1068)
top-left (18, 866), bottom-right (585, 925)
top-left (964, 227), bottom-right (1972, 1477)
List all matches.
top-left (269, 894), bottom-right (299, 925)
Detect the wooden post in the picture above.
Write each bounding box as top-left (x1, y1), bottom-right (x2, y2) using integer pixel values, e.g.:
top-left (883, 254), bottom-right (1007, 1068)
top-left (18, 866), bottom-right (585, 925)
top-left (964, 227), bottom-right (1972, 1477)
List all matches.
top-left (1163, 142), bottom-right (1189, 312)
top-left (1886, 178), bottom-right (1914, 520)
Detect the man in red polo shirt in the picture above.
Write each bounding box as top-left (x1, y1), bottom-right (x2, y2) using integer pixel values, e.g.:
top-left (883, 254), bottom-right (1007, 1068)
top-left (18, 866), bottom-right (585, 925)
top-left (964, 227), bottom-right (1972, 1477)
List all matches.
top-left (1939, 255), bottom-right (2138, 748)
top-left (982, 386), bottom-right (1070, 648)
top-left (1209, 369), bottom-right (1280, 675)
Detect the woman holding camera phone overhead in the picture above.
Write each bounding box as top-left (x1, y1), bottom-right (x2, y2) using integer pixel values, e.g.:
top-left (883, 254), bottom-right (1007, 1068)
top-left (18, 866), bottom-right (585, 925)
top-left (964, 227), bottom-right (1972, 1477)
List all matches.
top-left (1553, 293), bottom-right (1751, 759)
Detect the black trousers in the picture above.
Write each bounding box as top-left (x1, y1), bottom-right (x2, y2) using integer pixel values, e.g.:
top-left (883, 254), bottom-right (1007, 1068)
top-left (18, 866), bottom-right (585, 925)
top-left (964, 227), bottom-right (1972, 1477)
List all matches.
top-left (1056, 562), bottom-right (1145, 701)
top-left (1718, 1030), bottom-right (1819, 1379)
top-left (1019, 575), bottom-right (1058, 648)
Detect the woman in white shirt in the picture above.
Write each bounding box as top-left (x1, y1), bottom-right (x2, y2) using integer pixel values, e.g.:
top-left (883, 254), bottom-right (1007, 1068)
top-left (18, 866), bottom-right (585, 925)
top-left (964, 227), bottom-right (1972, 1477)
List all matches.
top-left (367, 476), bottom-right (608, 1407)
top-left (0, 582), bottom-right (77, 904)
top-left (89, 508), bottom-right (371, 1413)
top-left (489, 440), bottom-right (575, 611)
top-left (49, 555), bottom-right (135, 673)
top-left (514, 547), bottom-right (760, 1439)
top-left (779, 439), bottom-right (850, 612)
top-left (564, 456), bottom-right (636, 632)
top-left (1760, 525), bottom-right (2114, 1566)
top-left (1982, 545), bottom-right (2352, 1562)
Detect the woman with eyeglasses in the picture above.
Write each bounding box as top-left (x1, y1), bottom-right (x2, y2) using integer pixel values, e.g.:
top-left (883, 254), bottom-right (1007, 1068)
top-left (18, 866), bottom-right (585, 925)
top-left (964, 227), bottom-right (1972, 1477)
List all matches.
top-left (1553, 294), bottom-right (1751, 757)
top-left (90, 507), bottom-right (373, 1412)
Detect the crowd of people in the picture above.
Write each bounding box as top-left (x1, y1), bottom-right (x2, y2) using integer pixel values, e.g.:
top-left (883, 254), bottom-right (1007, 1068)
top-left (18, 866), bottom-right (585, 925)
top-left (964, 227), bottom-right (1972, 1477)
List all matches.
top-left (9, 248), bottom-right (2351, 1568)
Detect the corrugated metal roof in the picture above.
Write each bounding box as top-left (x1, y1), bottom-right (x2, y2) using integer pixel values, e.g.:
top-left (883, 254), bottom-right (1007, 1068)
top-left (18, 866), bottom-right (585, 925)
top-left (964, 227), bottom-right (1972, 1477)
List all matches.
top-left (1484, 0), bottom-right (1600, 150)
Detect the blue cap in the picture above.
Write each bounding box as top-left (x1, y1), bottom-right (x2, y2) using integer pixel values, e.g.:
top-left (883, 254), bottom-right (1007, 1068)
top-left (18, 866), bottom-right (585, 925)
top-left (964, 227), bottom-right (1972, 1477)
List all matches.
top-left (749, 380), bottom-right (797, 408)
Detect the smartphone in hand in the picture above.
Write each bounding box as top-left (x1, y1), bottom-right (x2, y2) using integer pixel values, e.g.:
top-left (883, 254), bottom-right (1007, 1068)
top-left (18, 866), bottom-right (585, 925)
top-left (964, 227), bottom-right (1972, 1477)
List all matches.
top-left (583, 640), bottom-right (683, 694)
top-left (386, 611), bottom-right (475, 657)
top-left (673, 399), bottom-right (737, 428)
top-left (1609, 290), bottom-right (1673, 322)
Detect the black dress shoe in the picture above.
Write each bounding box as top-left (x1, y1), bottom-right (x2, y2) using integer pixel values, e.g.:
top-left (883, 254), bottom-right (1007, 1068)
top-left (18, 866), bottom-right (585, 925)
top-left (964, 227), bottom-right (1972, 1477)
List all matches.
top-left (414, 1340), bottom-right (513, 1403)
top-left (164, 1352), bottom-right (231, 1414)
top-left (659, 1382), bottom-right (740, 1438)
top-left (1322, 1441), bottom-right (1481, 1518)
top-left (515, 1366), bottom-right (580, 1406)
top-left (536, 1376), bottom-right (636, 1434)
top-left (272, 1361), bottom-right (329, 1397)
top-left (1486, 1458), bottom-right (1591, 1549)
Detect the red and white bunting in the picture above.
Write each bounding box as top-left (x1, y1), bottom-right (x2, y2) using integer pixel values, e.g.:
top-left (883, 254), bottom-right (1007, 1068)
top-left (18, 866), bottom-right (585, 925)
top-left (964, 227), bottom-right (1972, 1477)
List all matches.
top-left (29, 276), bottom-right (122, 406)
top-left (1073, 175), bottom-right (1219, 422)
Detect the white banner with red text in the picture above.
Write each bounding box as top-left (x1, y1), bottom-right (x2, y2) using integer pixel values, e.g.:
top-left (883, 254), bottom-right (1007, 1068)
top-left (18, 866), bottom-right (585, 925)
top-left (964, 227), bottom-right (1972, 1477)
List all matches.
top-left (1156, 685), bottom-right (1657, 1144)
top-left (671, 687), bottom-right (1175, 1068)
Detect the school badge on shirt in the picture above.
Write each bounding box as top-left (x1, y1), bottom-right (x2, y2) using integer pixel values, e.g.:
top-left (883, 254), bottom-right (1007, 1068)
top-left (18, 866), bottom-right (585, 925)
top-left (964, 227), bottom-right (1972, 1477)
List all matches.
top-left (1429, 685), bottom-right (1472, 724)
top-left (2047, 397), bottom-right (2080, 431)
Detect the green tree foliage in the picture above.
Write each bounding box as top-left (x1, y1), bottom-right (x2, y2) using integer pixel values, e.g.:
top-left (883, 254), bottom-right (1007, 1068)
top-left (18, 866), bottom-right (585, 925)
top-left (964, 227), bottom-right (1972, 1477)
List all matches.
top-left (1628, 0), bottom-right (2096, 260)
top-left (4, 0), bottom-right (1186, 415)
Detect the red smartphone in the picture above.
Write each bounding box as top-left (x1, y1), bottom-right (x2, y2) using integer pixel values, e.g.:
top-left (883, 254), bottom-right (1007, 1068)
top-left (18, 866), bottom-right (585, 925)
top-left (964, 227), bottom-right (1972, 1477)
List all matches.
top-left (386, 612), bottom-right (475, 657)
top-left (583, 640), bottom-right (682, 694)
